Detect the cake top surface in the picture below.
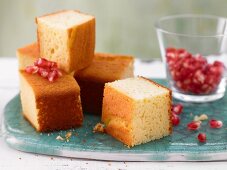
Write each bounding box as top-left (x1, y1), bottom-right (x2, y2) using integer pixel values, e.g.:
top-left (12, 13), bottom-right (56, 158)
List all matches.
top-left (36, 10), bottom-right (94, 29)
top-left (107, 77), bottom-right (170, 100)
top-left (20, 70), bottom-right (80, 97)
top-left (75, 53), bottom-right (134, 83)
top-left (17, 43), bottom-right (39, 58)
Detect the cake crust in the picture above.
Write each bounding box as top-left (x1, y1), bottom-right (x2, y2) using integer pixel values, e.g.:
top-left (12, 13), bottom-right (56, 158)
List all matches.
top-left (102, 85), bottom-right (134, 146)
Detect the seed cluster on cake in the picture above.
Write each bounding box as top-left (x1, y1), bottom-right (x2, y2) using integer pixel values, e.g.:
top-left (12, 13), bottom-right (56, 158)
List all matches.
top-left (25, 58), bottom-right (62, 82)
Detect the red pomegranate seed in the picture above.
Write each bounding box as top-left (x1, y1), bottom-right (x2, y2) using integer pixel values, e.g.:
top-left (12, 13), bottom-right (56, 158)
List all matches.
top-left (213, 61), bottom-right (225, 68)
top-left (38, 68), bottom-right (49, 78)
top-left (48, 70), bottom-right (58, 82)
top-left (209, 119), bottom-right (223, 128)
top-left (172, 114), bottom-right (180, 126)
top-left (34, 58), bottom-right (58, 68)
top-left (50, 61), bottom-right (57, 68)
top-left (187, 121), bottom-right (201, 130)
top-left (25, 66), bottom-right (39, 74)
top-left (197, 133), bottom-right (206, 143)
top-left (194, 54), bottom-right (207, 65)
top-left (194, 70), bottom-right (205, 84)
top-left (166, 47), bottom-right (177, 53)
top-left (172, 104), bottom-right (183, 115)
top-left (209, 65), bottom-right (224, 76)
top-left (51, 68), bottom-right (62, 77)
top-left (34, 58), bottom-right (49, 67)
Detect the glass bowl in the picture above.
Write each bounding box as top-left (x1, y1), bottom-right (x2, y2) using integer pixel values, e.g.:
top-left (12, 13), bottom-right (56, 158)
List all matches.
top-left (155, 14), bottom-right (227, 102)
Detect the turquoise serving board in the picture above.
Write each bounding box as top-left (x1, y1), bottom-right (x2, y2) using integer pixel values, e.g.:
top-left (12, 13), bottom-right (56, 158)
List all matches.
top-left (2, 79), bottom-right (227, 161)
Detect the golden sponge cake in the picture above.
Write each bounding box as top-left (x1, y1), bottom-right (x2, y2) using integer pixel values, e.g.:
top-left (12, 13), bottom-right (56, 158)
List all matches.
top-left (19, 70), bottom-right (83, 132)
top-left (102, 77), bottom-right (172, 147)
top-left (17, 43), bottom-right (83, 132)
top-left (36, 10), bottom-right (95, 73)
top-left (75, 53), bottom-right (134, 114)
top-left (17, 43), bottom-right (40, 70)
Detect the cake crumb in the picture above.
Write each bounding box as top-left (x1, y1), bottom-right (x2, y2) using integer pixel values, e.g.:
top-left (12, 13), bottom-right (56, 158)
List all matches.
top-left (124, 144), bottom-right (131, 149)
top-left (65, 132), bottom-right (72, 142)
top-left (194, 114), bottom-right (208, 122)
top-left (56, 135), bottom-right (64, 141)
top-left (93, 123), bottom-right (105, 133)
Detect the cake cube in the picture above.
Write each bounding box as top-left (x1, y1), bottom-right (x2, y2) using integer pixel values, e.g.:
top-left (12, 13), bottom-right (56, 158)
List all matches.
top-left (19, 70), bottom-right (83, 132)
top-left (102, 77), bottom-right (172, 147)
top-left (17, 43), bottom-right (40, 70)
top-left (74, 52), bottom-right (134, 114)
top-left (36, 10), bottom-right (95, 73)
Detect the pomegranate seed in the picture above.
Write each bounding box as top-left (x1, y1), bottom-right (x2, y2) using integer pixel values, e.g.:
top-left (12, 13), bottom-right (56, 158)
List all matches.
top-left (48, 70), bottom-right (58, 82)
top-left (213, 61), bottom-right (225, 68)
top-left (38, 68), bottom-right (49, 78)
top-left (34, 58), bottom-right (49, 67)
top-left (166, 47), bottom-right (177, 53)
top-left (172, 104), bottom-right (183, 115)
top-left (25, 66), bottom-right (38, 74)
top-left (172, 114), bottom-right (180, 126)
top-left (195, 54), bottom-right (207, 65)
top-left (27, 58), bottom-right (62, 82)
top-left (209, 119), bottom-right (223, 128)
top-left (50, 61), bottom-right (57, 68)
top-left (187, 121), bottom-right (201, 130)
top-left (197, 133), bottom-right (206, 143)
top-left (194, 70), bottom-right (205, 84)
top-left (34, 58), bottom-right (58, 68)
top-left (51, 68), bottom-right (62, 77)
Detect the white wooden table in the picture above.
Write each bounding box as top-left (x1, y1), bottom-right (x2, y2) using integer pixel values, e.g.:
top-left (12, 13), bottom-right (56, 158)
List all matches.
top-left (0, 57), bottom-right (227, 170)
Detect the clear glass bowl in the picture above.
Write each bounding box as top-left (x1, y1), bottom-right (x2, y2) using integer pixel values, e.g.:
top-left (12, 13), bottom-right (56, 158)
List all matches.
top-left (155, 14), bottom-right (227, 102)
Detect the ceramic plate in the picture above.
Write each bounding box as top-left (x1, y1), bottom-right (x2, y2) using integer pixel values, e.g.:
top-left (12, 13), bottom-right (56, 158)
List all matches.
top-left (2, 79), bottom-right (227, 161)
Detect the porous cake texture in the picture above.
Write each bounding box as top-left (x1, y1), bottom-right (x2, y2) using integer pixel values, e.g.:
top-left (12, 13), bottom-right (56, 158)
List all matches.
top-left (102, 77), bottom-right (172, 147)
top-left (19, 70), bottom-right (83, 132)
top-left (75, 52), bottom-right (134, 114)
top-left (36, 10), bottom-right (95, 73)
top-left (17, 43), bottom-right (40, 70)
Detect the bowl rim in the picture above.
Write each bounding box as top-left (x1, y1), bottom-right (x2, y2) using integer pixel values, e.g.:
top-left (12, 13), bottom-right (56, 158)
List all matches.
top-left (155, 14), bottom-right (227, 38)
